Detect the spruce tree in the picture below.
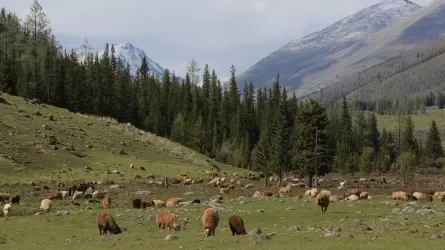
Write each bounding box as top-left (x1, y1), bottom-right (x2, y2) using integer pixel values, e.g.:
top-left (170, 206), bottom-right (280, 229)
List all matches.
top-left (425, 120), bottom-right (444, 161)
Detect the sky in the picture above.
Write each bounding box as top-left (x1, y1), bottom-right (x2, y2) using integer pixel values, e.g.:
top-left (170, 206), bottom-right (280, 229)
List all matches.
top-left (0, 0), bottom-right (433, 80)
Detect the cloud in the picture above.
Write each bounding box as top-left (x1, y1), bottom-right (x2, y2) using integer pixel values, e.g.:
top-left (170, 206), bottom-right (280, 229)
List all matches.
top-left (252, 1), bottom-right (267, 14)
top-left (0, 0), bottom-right (434, 79)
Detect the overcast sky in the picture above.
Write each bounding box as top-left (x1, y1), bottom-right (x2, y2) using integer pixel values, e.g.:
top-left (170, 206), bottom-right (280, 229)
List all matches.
top-left (0, 0), bottom-right (433, 80)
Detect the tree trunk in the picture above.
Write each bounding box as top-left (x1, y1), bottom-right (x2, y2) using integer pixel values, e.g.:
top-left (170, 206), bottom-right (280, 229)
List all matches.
top-left (308, 174), bottom-right (314, 188)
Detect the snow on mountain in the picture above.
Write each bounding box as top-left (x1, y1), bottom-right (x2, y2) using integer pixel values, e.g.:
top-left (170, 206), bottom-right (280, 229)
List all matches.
top-left (74, 42), bottom-right (166, 78)
top-left (236, 0), bottom-right (422, 96)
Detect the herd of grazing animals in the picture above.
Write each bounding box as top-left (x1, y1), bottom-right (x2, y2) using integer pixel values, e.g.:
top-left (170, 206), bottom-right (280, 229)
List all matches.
top-left (2, 175), bottom-right (445, 243)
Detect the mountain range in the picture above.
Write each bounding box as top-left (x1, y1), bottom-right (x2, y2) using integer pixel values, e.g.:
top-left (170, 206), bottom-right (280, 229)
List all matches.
top-left (236, 0), bottom-right (445, 98)
top-left (73, 42), bottom-right (167, 78)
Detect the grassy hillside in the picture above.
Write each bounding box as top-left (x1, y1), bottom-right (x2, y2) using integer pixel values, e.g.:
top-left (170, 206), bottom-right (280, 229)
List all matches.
top-left (0, 92), bottom-right (246, 184)
top-left (373, 108), bottom-right (445, 145)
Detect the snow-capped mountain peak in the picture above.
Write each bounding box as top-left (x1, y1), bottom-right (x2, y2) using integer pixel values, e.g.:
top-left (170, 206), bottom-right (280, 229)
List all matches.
top-left (73, 42), bottom-right (166, 77)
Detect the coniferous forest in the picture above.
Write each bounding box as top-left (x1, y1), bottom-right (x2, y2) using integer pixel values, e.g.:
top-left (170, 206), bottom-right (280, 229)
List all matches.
top-left (1, 2), bottom-right (444, 186)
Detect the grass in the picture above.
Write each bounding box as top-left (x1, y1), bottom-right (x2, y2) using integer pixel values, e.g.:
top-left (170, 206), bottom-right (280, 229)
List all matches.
top-left (371, 108), bottom-right (445, 145)
top-left (0, 92), bottom-right (248, 184)
top-left (1, 189), bottom-right (445, 250)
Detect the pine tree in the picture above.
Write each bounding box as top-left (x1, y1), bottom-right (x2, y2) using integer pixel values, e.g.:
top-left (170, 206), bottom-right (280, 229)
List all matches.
top-left (425, 120), bottom-right (444, 161)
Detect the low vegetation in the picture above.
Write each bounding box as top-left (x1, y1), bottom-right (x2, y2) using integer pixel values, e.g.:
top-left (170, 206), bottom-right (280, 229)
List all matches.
top-left (0, 92), bottom-right (244, 184)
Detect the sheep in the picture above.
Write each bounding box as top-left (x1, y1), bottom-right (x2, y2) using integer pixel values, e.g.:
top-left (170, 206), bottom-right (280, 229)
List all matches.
top-left (279, 186), bottom-right (291, 197)
top-left (72, 190), bottom-right (84, 201)
top-left (166, 198), bottom-right (180, 208)
top-left (347, 194), bottom-right (360, 201)
top-left (93, 191), bottom-right (105, 199)
top-left (153, 200), bottom-right (166, 207)
top-left (202, 207), bottom-right (219, 237)
top-left (141, 200), bottom-right (155, 208)
top-left (319, 189), bottom-right (332, 197)
top-left (102, 196), bottom-right (111, 209)
top-left (315, 192), bottom-right (330, 213)
top-left (60, 191), bottom-right (69, 199)
top-left (252, 191), bottom-right (263, 199)
top-left (10, 195), bottom-right (20, 205)
top-left (132, 198), bottom-right (142, 209)
top-left (359, 191), bottom-right (370, 200)
top-left (426, 193), bottom-right (433, 202)
top-left (228, 215), bottom-right (246, 235)
top-left (40, 199), bottom-right (52, 212)
top-left (3, 203), bottom-right (11, 217)
top-left (344, 188), bottom-right (361, 198)
top-left (97, 211), bottom-right (122, 236)
top-left (155, 212), bottom-right (181, 231)
top-left (262, 191), bottom-right (274, 197)
top-left (392, 191), bottom-right (408, 201)
top-left (48, 191), bottom-right (63, 200)
top-left (329, 195), bottom-right (341, 202)
top-left (220, 188), bottom-right (229, 194)
top-left (0, 193), bottom-right (11, 204)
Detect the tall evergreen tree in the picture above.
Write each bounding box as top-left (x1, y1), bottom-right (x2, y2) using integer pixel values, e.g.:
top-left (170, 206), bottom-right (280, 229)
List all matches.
top-left (425, 120), bottom-right (444, 162)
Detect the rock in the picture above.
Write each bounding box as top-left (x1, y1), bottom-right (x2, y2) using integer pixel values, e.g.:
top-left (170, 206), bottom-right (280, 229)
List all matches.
top-left (184, 191), bottom-right (195, 196)
top-left (119, 149), bottom-right (127, 155)
top-left (56, 210), bottom-right (73, 216)
top-left (289, 225), bottom-right (302, 231)
top-left (165, 235), bottom-right (178, 241)
top-left (248, 228), bottom-right (262, 236)
top-left (408, 228), bottom-right (419, 234)
top-left (135, 191), bottom-right (152, 196)
top-left (110, 184), bottom-right (121, 189)
top-left (35, 212), bottom-right (43, 216)
top-left (415, 208), bottom-right (435, 215)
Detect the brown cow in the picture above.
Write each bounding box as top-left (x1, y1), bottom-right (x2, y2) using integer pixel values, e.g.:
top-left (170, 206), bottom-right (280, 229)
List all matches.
top-left (102, 196), bottom-right (111, 209)
top-left (228, 215), bottom-right (246, 235)
top-left (202, 207), bottom-right (219, 237)
top-left (155, 212), bottom-right (181, 231)
top-left (96, 211), bottom-right (122, 236)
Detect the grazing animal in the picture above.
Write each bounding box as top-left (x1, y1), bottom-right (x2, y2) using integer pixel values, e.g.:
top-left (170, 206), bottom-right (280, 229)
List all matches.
top-left (3, 203), bottom-right (11, 217)
top-left (92, 191), bottom-right (105, 199)
top-left (392, 191), bottom-right (408, 201)
top-left (153, 200), bottom-right (166, 207)
top-left (279, 186), bottom-right (291, 196)
top-left (316, 192), bottom-right (330, 213)
top-left (228, 215), bottom-right (246, 235)
top-left (426, 193), bottom-right (433, 202)
top-left (48, 191), bottom-right (63, 200)
top-left (155, 212), bottom-right (181, 231)
top-left (359, 192), bottom-right (370, 200)
top-left (166, 198), bottom-right (180, 208)
top-left (344, 188), bottom-right (361, 198)
top-left (202, 207), bottom-right (220, 237)
top-left (0, 193), bottom-right (11, 204)
top-left (132, 198), bottom-right (142, 209)
top-left (10, 195), bottom-right (20, 205)
top-left (102, 196), bottom-right (111, 209)
top-left (40, 199), bottom-right (52, 212)
top-left (72, 190), bottom-right (84, 201)
top-left (96, 211), bottom-right (122, 236)
top-left (60, 191), bottom-right (69, 199)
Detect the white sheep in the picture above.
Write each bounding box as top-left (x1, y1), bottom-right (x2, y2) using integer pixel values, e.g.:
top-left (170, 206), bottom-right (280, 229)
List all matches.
top-left (3, 203), bottom-right (11, 217)
top-left (40, 199), bottom-right (52, 212)
top-left (72, 191), bottom-right (84, 201)
top-left (60, 191), bottom-right (69, 199)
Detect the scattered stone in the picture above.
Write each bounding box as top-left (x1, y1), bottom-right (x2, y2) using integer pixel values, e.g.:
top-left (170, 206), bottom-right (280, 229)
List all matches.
top-left (408, 229), bottom-right (419, 234)
top-left (119, 149), bottom-right (127, 155)
top-left (165, 235), bottom-right (178, 241)
top-left (248, 228), bottom-right (262, 236)
top-left (56, 210), bottom-right (73, 216)
top-left (415, 209), bottom-right (435, 215)
top-left (110, 184), bottom-right (121, 189)
top-left (289, 225), bottom-right (302, 231)
top-left (135, 191), bottom-right (152, 196)
top-left (33, 110), bottom-right (42, 116)
top-left (184, 191), bottom-right (195, 196)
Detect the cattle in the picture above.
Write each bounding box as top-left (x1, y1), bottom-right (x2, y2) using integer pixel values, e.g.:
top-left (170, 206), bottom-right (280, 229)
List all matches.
top-left (10, 195), bottom-right (20, 205)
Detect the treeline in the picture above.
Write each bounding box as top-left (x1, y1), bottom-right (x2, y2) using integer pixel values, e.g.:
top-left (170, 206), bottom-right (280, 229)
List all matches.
top-left (1, 2), bottom-right (444, 186)
top-left (351, 89), bottom-right (445, 115)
